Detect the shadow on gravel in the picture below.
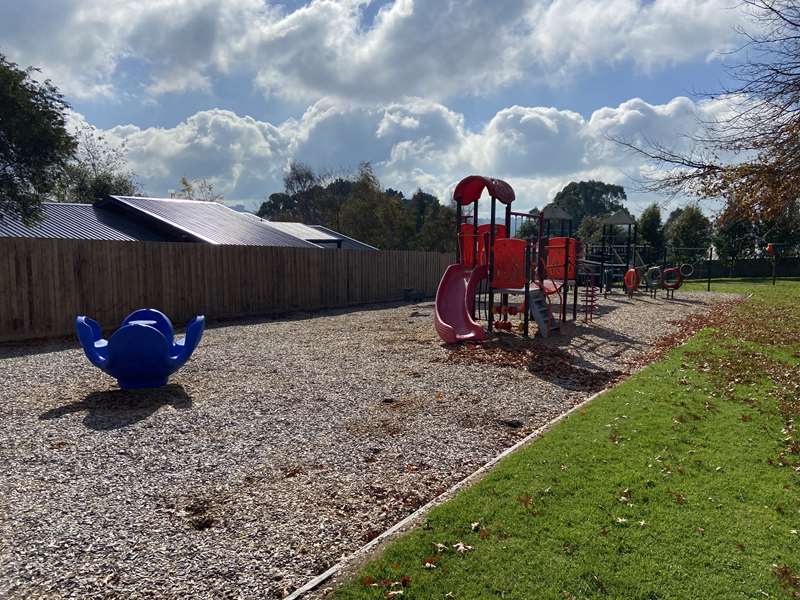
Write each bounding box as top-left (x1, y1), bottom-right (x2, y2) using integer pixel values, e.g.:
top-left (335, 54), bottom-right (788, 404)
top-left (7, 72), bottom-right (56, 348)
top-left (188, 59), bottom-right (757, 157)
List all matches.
top-left (445, 335), bottom-right (624, 392)
top-left (540, 322), bottom-right (644, 358)
top-left (38, 384), bottom-right (192, 430)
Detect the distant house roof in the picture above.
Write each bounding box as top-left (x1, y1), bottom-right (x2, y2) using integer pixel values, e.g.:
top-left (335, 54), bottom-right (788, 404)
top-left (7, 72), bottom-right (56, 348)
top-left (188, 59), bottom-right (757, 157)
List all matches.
top-left (243, 214), bottom-right (378, 250)
top-left (102, 196), bottom-right (320, 248)
top-left (603, 210), bottom-right (636, 226)
top-left (0, 203), bottom-right (176, 242)
top-left (258, 220), bottom-right (339, 244)
top-left (308, 225), bottom-right (378, 251)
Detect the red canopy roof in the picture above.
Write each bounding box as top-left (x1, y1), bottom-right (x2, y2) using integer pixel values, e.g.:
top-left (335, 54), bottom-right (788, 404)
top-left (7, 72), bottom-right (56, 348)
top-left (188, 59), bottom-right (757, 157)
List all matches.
top-left (452, 176), bottom-right (515, 206)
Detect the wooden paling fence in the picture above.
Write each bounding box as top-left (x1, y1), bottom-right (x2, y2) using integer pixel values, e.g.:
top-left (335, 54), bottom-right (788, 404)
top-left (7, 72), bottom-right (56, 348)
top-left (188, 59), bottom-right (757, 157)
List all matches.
top-left (0, 238), bottom-right (454, 342)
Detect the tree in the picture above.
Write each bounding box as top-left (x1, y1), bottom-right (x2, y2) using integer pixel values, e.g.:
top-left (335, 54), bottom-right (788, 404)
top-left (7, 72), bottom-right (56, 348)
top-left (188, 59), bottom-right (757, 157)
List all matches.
top-left (665, 205), bottom-right (712, 261)
top-left (663, 208), bottom-right (684, 241)
top-left (172, 176), bottom-right (223, 202)
top-left (283, 161), bottom-right (317, 196)
top-left (515, 208), bottom-right (540, 241)
top-left (407, 190), bottom-right (456, 252)
top-left (616, 1), bottom-right (800, 225)
top-left (414, 206), bottom-right (455, 252)
top-left (257, 162), bottom-right (350, 225)
top-left (258, 161), bottom-right (453, 250)
top-left (0, 54), bottom-right (76, 223)
top-left (551, 181), bottom-right (627, 225)
top-left (713, 214), bottom-right (755, 268)
top-left (54, 123), bottom-right (138, 202)
top-left (340, 163), bottom-right (413, 249)
top-left (638, 203), bottom-right (665, 259)
top-left (576, 215), bottom-right (603, 243)
top-left (318, 177), bottom-right (353, 231)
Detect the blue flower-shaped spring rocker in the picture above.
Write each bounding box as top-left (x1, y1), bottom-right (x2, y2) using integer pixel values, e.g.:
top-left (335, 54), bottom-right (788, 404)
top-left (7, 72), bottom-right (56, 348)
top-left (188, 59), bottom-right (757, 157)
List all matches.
top-left (76, 309), bottom-right (205, 389)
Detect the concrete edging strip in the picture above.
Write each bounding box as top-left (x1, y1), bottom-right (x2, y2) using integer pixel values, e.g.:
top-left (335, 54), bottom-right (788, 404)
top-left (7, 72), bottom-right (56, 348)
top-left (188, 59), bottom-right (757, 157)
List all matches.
top-left (284, 385), bottom-right (611, 599)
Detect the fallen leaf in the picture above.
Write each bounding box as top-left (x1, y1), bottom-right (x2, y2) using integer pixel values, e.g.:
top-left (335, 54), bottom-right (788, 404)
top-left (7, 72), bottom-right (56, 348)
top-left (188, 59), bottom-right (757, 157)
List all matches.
top-left (453, 542), bottom-right (474, 554)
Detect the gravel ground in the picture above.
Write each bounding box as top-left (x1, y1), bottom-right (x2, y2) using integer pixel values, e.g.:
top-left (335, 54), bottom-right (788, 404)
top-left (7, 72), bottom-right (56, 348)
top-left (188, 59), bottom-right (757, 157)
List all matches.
top-left (0, 291), bottom-right (737, 599)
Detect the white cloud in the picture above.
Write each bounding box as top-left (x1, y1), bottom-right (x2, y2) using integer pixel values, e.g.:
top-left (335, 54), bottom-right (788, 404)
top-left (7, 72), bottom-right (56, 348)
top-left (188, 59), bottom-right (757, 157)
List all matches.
top-left (528, 0), bottom-right (743, 77)
top-left (89, 95), bottom-right (735, 214)
top-left (0, 0), bottom-right (749, 102)
top-left (101, 109), bottom-right (290, 199)
top-left (0, 0), bottom-right (267, 98)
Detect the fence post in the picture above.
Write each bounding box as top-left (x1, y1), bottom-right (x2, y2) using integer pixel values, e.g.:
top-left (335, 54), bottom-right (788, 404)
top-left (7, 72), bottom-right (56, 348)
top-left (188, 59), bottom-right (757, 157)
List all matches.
top-left (772, 253), bottom-right (778, 286)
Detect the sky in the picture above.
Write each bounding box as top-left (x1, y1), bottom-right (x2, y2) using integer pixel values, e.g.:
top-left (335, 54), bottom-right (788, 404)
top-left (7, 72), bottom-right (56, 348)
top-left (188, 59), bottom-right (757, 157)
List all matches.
top-left (0, 0), bottom-right (752, 215)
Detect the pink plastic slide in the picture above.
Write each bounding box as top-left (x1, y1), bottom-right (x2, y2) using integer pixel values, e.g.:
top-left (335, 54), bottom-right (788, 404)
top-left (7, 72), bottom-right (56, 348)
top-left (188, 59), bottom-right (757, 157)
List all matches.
top-left (434, 263), bottom-right (488, 344)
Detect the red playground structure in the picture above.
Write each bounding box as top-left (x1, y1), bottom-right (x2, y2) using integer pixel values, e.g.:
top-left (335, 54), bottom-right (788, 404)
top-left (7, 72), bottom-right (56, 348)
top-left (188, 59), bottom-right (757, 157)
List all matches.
top-left (434, 175), bottom-right (582, 344)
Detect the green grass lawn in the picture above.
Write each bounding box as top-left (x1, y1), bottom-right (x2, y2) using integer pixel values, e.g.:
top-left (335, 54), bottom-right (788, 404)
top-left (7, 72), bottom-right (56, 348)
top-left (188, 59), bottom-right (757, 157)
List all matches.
top-left (335, 280), bottom-right (800, 600)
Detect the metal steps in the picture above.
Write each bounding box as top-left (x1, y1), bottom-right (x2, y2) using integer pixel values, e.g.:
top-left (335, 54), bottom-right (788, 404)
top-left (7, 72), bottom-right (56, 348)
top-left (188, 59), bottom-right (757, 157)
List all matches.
top-left (528, 288), bottom-right (559, 338)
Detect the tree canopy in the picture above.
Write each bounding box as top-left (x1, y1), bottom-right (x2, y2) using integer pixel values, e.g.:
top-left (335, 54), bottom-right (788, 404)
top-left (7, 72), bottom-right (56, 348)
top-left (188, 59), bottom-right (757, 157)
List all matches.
top-left (638, 203), bottom-right (665, 257)
top-left (257, 162), bottom-right (455, 251)
top-left (550, 181), bottom-right (627, 226)
top-left (665, 205), bottom-right (712, 261)
top-left (171, 176), bottom-right (223, 203)
top-left (54, 123), bottom-right (138, 203)
top-left (0, 54), bottom-right (76, 223)
top-left (514, 181), bottom-right (627, 242)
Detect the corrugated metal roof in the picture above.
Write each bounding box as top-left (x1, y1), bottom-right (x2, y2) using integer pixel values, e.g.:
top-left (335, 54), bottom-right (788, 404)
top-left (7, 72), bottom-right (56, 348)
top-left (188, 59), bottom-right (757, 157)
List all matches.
top-left (106, 196), bottom-right (320, 248)
top-left (0, 203), bottom-right (175, 241)
top-left (242, 214), bottom-right (378, 250)
top-left (309, 225), bottom-right (379, 251)
top-left (267, 221), bottom-right (340, 242)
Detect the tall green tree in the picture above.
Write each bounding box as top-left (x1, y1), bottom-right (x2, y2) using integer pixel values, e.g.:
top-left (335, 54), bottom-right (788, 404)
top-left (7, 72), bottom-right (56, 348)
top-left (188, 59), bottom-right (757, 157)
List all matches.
top-left (638, 203), bottom-right (665, 259)
top-left (407, 190), bottom-right (455, 252)
top-left (576, 215), bottom-right (603, 243)
top-left (258, 162), bottom-right (453, 251)
top-left (515, 208), bottom-right (540, 241)
top-left (551, 181), bottom-right (627, 225)
top-left (55, 123), bottom-right (138, 202)
top-left (0, 55), bottom-right (76, 223)
top-left (340, 163), bottom-right (413, 249)
top-left (257, 162), bottom-right (350, 226)
top-left (666, 205), bottom-right (712, 261)
top-left (713, 216), bottom-right (755, 265)
top-left (664, 208), bottom-right (684, 241)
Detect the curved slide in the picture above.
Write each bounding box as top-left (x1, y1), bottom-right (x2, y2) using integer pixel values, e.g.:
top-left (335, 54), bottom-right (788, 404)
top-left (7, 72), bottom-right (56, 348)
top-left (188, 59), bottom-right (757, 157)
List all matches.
top-left (434, 264), bottom-right (488, 344)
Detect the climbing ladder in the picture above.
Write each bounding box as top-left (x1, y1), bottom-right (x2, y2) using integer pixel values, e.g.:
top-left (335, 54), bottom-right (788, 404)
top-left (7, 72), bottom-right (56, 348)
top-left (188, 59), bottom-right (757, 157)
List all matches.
top-left (581, 274), bottom-right (599, 323)
top-left (528, 288), bottom-right (560, 338)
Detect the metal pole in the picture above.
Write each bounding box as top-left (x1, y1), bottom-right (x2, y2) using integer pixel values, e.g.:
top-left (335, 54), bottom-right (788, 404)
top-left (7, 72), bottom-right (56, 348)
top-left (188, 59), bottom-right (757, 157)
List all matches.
top-left (706, 245), bottom-right (712, 292)
top-left (573, 265), bottom-right (579, 321)
top-left (536, 211), bottom-right (545, 285)
top-left (599, 224), bottom-right (606, 294)
top-left (523, 243), bottom-right (531, 338)
top-left (625, 224), bottom-right (631, 271)
top-left (570, 220), bottom-right (577, 321)
top-left (562, 237), bottom-right (569, 322)
top-left (773, 253), bottom-right (778, 286)
top-left (455, 203), bottom-right (462, 264)
top-left (472, 199), bottom-right (478, 268)
top-left (488, 197), bottom-right (496, 332)
top-left (502, 203), bottom-right (511, 315)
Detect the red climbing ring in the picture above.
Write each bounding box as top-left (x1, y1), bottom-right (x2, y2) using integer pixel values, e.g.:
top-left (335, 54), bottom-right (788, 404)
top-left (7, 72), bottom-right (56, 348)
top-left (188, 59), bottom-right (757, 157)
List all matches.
top-left (623, 268), bottom-right (641, 291)
top-left (661, 267), bottom-right (683, 290)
